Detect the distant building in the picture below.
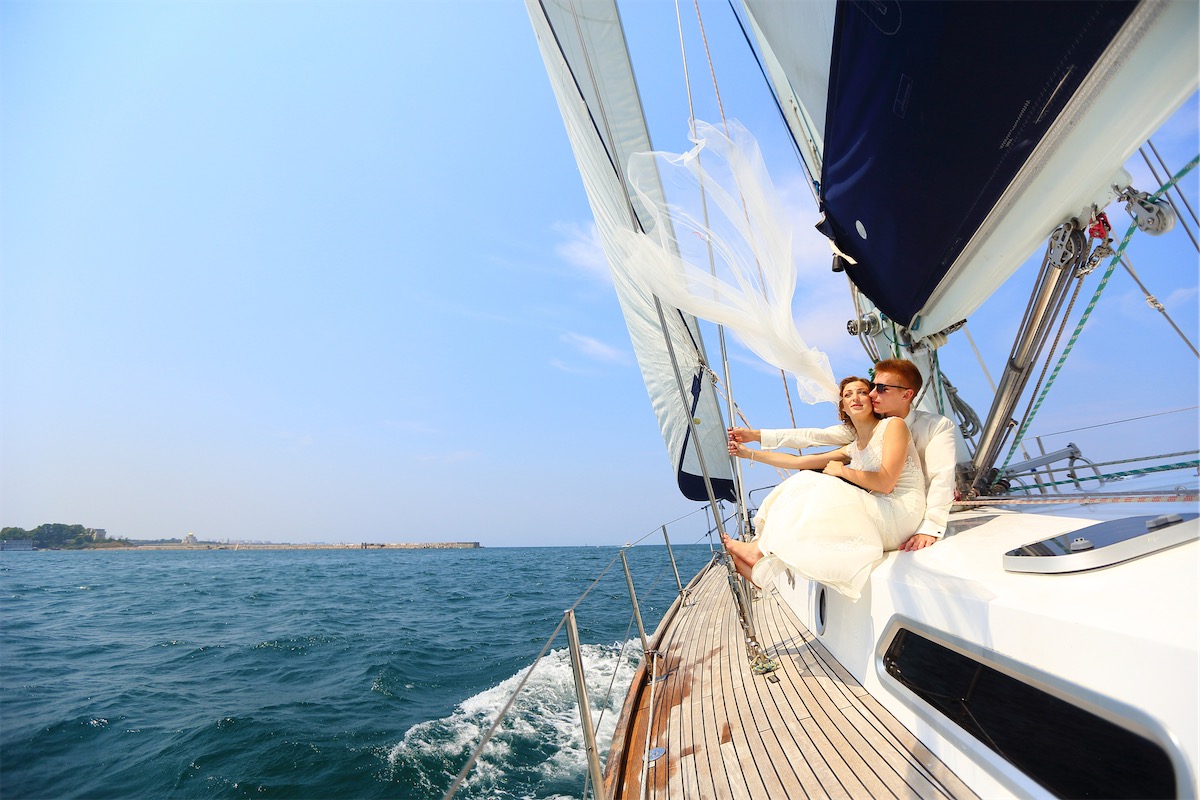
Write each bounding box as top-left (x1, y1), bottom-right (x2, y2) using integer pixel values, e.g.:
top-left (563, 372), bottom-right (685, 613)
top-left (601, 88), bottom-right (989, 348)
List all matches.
top-left (1, 540), bottom-right (34, 551)
top-left (182, 533), bottom-right (198, 545)
top-left (89, 528), bottom-right (107, 541)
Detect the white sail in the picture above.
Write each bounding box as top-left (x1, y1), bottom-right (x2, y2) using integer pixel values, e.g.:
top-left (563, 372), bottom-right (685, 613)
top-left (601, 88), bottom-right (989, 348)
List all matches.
top-left (526, 0), bottom-right (735, 502)
top-left (741, 0), bottom-right (836, 185)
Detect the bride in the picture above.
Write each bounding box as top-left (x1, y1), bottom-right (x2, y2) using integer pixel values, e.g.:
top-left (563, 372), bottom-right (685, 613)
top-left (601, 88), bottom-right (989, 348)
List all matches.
top-left (723, 376), bottom-right (926, 600)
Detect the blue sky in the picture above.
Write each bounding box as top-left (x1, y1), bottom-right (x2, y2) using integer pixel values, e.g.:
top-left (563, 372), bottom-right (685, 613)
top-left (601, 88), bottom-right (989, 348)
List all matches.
top-left (2, 1), bottom-right (1196, 546)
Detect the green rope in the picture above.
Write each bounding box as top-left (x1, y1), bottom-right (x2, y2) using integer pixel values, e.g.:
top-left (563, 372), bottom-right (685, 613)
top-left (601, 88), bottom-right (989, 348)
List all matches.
top-left (997, 154), bottom-right (1200, 475)
top-left (1008, 459), bottom-right (1199, 491)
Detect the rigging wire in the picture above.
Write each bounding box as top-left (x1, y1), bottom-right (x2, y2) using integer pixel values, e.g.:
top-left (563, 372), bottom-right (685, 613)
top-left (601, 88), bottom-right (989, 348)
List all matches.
top-left (589, 613), bottom-right (638, 758)
top-left (562, 0), bottom-right (738, 575)
top-left (673, 0), bottom-right (751, 541)
top-left (667, 7), bottom-right (786, 673)
top-left (934, 355), bottom-right (983, 444)
top-left (962, 323), bottom-right (999, 394)
top-left (1139, 146), bottom-right (1199, 250)
top-left (1005, 460), bottom-right (1199, 491)
top-left (687, 0), bottom-right (799, 427)
top-left (1083, 450), bottom-right (1199, 469)
top-left (1038, 405), bottom-right (1199, 437)
top-left (591, 555), bottom-right (679, 744)
top-left (443, 614), bottom-right (571, 800)
top-left (997, 154), bottom-right (1199, 473)
top-left (708, 371), bottom-right (796, 482)
top-left (1118, 253), bottom-right (1200, 358)
top-left (723, 0), bottom-right (821, 201)
top-left (1149, 138), bottom-right (1200, 230)
top-left (929, 351), bottom-right (946, 416)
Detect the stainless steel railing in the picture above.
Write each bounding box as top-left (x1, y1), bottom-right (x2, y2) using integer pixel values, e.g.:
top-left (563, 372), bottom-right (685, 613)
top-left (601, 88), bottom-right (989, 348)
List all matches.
top-left (441, 509), bottom-right (719, 800)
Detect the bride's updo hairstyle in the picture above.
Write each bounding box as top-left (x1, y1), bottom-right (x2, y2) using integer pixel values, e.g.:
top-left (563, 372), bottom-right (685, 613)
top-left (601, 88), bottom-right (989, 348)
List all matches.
top-left (836, 376), bottom-right (874, 426)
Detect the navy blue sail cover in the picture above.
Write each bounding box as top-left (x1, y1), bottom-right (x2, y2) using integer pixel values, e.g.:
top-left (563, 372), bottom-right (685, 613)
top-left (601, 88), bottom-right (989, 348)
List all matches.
top-left (817, 0), bottom-right (1137, 328)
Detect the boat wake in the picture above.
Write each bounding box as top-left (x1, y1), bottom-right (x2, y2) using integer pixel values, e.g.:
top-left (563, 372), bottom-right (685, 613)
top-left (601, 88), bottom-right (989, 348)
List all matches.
top-left (384, 639), bottom-right (643, 799)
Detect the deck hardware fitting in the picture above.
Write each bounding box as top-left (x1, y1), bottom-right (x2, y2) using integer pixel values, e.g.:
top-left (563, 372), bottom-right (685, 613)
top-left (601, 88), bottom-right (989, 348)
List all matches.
top-left (751, 654), bottom-right (781, 675)
top-left (648, 651), bottom-right (670, 683)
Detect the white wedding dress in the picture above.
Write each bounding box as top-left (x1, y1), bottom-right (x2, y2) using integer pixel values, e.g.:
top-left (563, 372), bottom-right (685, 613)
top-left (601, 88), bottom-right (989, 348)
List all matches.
top-left (749, 417), bottom-right (926, 600)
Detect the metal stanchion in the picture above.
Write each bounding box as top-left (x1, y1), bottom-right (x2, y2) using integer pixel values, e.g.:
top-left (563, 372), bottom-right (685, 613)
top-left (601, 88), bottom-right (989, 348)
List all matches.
top-left (662, 526), bottom-right (684, 596)
top-left (564, 609), bottom-right (605, 799)
top-left (661, 526), bottom-right (692, 606)
top-left (620, 550), bottom-right (650, 658)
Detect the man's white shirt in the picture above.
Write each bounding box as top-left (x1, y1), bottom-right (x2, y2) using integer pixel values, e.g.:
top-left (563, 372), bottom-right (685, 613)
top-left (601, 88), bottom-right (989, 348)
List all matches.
top-left (760, 409), bottom-right (957, 538)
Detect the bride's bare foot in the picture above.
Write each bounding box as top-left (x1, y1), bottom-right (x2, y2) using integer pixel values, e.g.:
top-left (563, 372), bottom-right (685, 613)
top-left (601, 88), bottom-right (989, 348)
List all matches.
top-left (720, 531), bottom-right (762, 567)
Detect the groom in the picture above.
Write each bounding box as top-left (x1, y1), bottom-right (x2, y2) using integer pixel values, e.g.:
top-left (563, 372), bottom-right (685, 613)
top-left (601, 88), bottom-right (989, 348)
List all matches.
top-left (730, 359), bottom-right (957, 551)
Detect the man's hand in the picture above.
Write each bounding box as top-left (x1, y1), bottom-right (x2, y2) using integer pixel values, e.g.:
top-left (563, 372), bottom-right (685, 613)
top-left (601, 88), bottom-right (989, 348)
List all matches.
top-left (898, 534), bottom-right (937, 552)
top-left (728, 427), bottom-right (761, 444)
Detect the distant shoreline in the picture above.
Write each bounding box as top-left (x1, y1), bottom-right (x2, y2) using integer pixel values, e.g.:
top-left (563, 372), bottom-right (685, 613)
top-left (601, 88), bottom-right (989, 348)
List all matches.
top-left (10, 542), bottom-right (484, 552)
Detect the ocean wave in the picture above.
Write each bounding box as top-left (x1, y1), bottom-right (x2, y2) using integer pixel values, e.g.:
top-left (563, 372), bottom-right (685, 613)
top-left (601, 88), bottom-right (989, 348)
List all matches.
top-left (384, 639), bottom-right (643, 799)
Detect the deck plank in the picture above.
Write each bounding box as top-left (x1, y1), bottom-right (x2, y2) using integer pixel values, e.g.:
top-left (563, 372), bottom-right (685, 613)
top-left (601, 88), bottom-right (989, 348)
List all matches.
top-left (697, 571), bottom-right (737, 800)
top-left (607, 559), bottom-right (980, 799)
top-left (770, 597), bottom-right (921, 799)
top-left (662, 579), bottom-right (707, 799)
top-left (794, 641), bottom-right (946, 799)
top-left (762, 603), bottom-right (892, 797)
top-left (768, 595), bottom-right (976, 800)
top-left (714, 586), bottom-right (777, 799)
top-left (754, 607), bottom-right (850, 799)
top-left (718, 740), bottom-right (755, 800)
top-left (724, 598), bottom-right (811, 797)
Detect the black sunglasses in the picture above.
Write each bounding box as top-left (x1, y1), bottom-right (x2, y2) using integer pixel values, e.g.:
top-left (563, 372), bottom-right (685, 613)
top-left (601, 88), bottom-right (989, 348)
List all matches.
top-left (869, 381), bottom-right (911, 394)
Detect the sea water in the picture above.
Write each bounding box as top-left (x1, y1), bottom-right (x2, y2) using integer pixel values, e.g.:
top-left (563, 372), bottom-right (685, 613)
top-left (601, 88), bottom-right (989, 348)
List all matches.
top-left (0, 544), bottom-right (715, 799)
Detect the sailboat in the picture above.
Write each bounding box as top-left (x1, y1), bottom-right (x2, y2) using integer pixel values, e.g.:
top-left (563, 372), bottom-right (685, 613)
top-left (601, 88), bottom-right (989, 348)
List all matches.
top-left (524, 1), bottom-right (1198, 798)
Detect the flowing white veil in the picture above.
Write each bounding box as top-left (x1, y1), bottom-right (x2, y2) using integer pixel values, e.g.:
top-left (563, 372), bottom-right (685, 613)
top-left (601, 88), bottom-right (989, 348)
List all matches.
top-left (598, 119), bottom-right (838, 406)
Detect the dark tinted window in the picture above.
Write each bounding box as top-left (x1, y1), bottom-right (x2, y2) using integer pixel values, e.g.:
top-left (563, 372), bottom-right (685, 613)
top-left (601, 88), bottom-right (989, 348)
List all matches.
top-left (884, 628), bottom-right (1175, 799)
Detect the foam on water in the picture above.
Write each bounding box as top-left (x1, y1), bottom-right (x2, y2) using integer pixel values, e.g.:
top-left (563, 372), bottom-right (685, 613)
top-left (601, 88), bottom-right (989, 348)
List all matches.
top-left (386, 640), bottom-right (643, 799)
top-left (1, 545), bottom-right (715, 798)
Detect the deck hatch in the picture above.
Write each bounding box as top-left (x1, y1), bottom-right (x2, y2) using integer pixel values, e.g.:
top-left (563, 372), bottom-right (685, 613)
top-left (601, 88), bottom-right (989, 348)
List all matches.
top-left (883, 627), bottom-right (1176, 799)
top-left (1003, 513), bottom-right (1198, 573)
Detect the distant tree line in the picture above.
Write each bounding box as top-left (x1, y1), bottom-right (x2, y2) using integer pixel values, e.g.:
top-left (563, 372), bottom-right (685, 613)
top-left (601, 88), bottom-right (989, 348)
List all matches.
top-left (0, 524), bottom-right (132, 549)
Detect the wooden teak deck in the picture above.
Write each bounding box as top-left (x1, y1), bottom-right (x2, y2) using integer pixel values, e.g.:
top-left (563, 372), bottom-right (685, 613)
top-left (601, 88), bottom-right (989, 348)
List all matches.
top-left (603, 560), bottom-right (978, 800)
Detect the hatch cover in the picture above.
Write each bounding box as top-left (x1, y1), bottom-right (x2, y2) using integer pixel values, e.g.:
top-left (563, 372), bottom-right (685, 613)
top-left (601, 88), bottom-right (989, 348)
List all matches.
top-left (1003, 513), bottom-right (1197, 574)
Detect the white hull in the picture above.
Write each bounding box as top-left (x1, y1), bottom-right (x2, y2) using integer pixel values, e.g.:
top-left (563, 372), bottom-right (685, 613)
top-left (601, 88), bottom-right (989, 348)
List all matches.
top-left (771, 502), bottom-right (1199, 797)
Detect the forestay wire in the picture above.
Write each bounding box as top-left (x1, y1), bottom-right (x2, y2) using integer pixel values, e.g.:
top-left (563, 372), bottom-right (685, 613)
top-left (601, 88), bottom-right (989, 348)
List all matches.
top-left (679, 0), bottom-right (799, 428)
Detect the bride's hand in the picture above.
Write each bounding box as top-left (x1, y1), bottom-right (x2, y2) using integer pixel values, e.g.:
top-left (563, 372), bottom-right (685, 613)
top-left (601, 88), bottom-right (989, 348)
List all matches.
top-left (728, 441), bottom-right (750, 459)
top-left (822, 461), bottom-right (844, 478)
